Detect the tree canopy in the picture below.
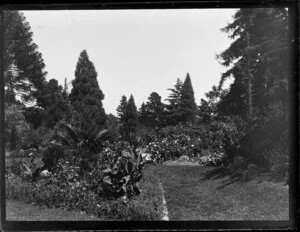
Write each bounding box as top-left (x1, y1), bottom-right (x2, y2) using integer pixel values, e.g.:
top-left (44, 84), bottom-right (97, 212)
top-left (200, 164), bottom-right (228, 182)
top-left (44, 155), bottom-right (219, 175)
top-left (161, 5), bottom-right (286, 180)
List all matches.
top-left (4, 11), bottom-right (47, 104)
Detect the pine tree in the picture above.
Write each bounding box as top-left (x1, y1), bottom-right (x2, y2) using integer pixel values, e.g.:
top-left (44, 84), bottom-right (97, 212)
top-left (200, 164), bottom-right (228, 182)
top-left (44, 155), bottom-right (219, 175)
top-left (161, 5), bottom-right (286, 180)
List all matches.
top-left (4, 11), bottom-right (47, 103)
top-left (69, 50), bottom-right (106, 127)
top-left (180, 73), bottom-right (197, 124)
top-left (165, 78), bottom-right (184, 125)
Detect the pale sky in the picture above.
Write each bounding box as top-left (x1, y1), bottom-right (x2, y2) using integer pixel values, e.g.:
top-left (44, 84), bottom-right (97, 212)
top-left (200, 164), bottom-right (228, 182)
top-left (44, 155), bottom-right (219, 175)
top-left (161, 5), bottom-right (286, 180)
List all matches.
top-left (21, 9), bottom-right (236, 115)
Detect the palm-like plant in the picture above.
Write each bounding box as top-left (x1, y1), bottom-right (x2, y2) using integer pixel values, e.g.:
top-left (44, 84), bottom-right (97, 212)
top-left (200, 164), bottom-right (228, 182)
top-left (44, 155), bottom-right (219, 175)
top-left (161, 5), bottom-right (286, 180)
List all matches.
top-left (54, 122), bottom-right (109, 172)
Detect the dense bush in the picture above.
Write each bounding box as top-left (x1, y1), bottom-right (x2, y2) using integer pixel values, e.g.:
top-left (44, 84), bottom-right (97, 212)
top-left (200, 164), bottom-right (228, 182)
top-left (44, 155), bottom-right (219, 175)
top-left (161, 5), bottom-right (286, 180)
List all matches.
top-left (142, 119), bottom-right (244, 166)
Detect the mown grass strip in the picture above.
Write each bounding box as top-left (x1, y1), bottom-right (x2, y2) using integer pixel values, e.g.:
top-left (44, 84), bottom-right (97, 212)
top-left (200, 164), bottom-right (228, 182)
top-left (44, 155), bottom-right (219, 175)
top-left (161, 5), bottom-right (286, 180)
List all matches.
top-left (158, 181), bottom-right (169, 221)
top-left (155, 165), bottom-right (289, 220)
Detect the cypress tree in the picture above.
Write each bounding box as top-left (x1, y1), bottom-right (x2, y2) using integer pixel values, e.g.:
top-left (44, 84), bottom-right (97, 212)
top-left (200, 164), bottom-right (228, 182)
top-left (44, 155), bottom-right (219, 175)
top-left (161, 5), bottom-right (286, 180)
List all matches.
top-left (180, 73), bottom-right (197, 124)
top-left (69, 50), bottom-right (106, 127)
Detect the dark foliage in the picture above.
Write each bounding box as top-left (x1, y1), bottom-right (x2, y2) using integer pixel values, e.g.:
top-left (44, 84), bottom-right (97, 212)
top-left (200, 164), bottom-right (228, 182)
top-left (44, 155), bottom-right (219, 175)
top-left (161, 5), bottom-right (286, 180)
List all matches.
top-left (138, 92), bottom-right (165, 129)
top-left (4, 11), bottom-right (47, 103)
top-left (180, 73), bottom-right (197, 124)
top-left (23, 106), bottom-right (45, 129)
top-left (69, 50), bottom-right (106, 128)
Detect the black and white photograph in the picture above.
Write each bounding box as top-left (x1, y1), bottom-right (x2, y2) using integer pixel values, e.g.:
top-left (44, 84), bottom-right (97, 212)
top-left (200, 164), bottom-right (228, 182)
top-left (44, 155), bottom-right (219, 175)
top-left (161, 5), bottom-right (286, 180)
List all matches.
top-left (2, 2), bottom-right (297, 228)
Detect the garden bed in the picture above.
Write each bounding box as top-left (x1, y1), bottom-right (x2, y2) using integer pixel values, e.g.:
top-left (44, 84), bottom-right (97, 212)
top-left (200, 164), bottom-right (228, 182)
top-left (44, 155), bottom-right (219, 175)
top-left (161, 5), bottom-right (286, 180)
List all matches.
top-left (5, 164), bottom-right (163, 221)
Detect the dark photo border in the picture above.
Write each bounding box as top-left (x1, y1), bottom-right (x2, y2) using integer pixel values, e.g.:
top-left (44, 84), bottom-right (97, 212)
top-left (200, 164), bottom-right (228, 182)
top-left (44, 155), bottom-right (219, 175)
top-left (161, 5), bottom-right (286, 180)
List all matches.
top-left (0, 0), bottom-right (299, 231)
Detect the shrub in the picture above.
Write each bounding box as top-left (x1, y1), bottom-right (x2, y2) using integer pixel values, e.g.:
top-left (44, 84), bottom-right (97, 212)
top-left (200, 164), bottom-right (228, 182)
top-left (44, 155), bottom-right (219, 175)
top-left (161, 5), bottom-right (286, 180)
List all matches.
top-left (102, 154), bottom-right (144, 198)
top-left (198, 150), bottom-right (226, 166)
top-left (142, 120), bottom-right (243, 166)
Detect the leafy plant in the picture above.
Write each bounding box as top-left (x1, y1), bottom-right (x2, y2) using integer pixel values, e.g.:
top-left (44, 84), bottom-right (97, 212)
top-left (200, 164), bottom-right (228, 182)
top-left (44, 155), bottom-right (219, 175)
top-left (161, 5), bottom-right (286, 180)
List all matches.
top-left (54, 122), bottom-right (109, 173)
top-left (102, 150), bottom-right (144, 198)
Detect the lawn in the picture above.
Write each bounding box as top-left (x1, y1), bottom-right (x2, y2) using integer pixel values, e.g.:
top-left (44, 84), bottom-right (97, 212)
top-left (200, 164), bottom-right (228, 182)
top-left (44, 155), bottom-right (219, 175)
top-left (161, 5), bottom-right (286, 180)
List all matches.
top-left (6, 200), bottom-right (98, 221)
top-left (155, 165), bottom-right (289, 220)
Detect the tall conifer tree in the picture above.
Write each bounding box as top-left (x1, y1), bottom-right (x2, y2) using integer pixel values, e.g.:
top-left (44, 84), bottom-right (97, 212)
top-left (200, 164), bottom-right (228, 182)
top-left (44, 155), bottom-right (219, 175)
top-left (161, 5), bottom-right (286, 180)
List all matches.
top-left (165, 78), bottom-right (183, 125)
top-left (116, 95), bottom-right (128, 139)
top-left (69, 50), bottom-right (106, 127)
top-left (124, 95), bottom-right (138, 141)
top-left (180, 73), bottom-right (197, 124)
top-left (4, 11), bottom-right (47, 104)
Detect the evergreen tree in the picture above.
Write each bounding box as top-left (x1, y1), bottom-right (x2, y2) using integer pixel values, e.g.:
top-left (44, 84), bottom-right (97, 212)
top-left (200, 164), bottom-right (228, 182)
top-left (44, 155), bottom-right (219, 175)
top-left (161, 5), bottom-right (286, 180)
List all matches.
top-left (123, 95), bottom-right (138, 141)
top-left (165, 78), bottom-right (184, 125)
top-left (69, 50), bottom-right (106, 127)
top-left (216, 8), bottom-right (289, 167)
top-left (198, 85), bottom-right (228, 123)
top-left (144, 92), bottom-right (165, 129)
top-left (116, 95), bottom-right (127, 120)
top-left (138, 102), bottom-right (149, 125)
top-left (36, 79), bottom-right (71, 127)
top-left (180, 73), bottom-right (197, 124)
top-left (4, 11), bottom-right (47, 103)
top-left (217, 8), bottom-right (288, 119)
top-left (116, 95), bottom-right (128, 139)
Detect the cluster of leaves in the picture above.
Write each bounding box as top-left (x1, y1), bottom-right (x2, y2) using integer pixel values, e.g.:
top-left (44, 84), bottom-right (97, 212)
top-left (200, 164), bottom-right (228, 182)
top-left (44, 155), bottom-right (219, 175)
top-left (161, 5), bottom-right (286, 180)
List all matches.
top-left (101, 147), bottom-right (145, 199)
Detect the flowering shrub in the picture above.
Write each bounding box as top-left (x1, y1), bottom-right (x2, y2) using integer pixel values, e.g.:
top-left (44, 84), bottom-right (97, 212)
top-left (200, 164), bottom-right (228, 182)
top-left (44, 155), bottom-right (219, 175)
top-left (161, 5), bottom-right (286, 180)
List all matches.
top-left (198, 150), bottom-right (226, 166)
top-left (142, 120), bottom-right (243, 166)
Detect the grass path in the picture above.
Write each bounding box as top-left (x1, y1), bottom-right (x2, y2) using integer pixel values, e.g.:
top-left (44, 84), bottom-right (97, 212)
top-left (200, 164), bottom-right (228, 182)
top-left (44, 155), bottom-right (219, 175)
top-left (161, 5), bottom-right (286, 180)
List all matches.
top-left (6, 200), bottom-right (98, 221)
top-left (155, 165), bottom-right (289, 220)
